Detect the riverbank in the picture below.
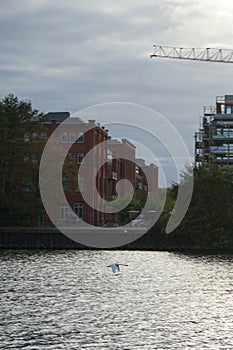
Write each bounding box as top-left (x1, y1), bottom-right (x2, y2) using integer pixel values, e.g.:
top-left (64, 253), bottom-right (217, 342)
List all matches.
top-left (0, 226), bottom-right (167, 250)
top-left (0, 227), bottom-right (85, 249)
top-left (0, 227), bottom-right (233, 253)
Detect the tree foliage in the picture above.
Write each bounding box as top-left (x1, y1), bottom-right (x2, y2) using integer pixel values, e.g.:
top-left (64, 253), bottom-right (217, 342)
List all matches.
top-left (0, 94), bottom-right (46, 225)
top-left (163, 165), bottom-right (233, 250)
top-left (0, 94), bottom-right (80, 226)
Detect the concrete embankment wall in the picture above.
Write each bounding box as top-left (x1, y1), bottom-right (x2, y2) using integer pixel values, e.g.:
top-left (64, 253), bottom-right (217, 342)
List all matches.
top-left (0, 227), bottom-right (166, 250)
top-left (0, 228), bottom-right (85, 249)
top-left (2, 228), bottom-right (229, 252)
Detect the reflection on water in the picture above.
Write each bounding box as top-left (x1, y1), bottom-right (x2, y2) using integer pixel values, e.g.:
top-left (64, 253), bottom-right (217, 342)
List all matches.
top-left (0, 250), bottom-right (233, 349)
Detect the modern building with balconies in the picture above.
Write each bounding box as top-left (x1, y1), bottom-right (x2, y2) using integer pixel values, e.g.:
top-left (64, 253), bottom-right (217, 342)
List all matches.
top-left (195, 95), bottom-right (233, 168)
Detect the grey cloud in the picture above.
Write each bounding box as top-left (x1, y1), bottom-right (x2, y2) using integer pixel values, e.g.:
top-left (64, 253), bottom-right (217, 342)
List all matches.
top-left (1, 0), bottom-right (233, 183)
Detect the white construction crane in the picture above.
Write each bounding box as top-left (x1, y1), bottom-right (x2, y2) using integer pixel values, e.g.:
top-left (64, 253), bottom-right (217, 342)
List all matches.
top-left (150, 45), bottom-right (233, 63)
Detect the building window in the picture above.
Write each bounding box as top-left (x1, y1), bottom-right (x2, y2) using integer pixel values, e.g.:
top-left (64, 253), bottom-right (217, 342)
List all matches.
top-left (107, 149), bottom-right (113, 163)
top-left (69, 132), bottom-right (76, 143)
top-left (77, 132), bottom-right (84, 143)
top-left (41, 131), bottom-right (47, 138)
top-left (77, 174), bottom-right (84, 191)
top-left (77, 153), bottom-right (84, 164)
top-left (61, 132), bottom-right (68, 143)
top-left (135, 165), bottom-right (140, 174)
top-left (62, 175), bottom-right (69, 191)
top-left (60, 204), bottom-right (69, 220)
top-left (24, 156), bottom-right (30, 163)
top-left (22, 178), bottom-right (32, 192)
top-left (74, 202), bottom-right (83, 218)
top-left (24, 134), bottom-right (30, 142)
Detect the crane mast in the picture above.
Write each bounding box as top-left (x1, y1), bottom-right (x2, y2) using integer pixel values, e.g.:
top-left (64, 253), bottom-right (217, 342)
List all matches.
top-left (150, 45), bottom-right (233, 63)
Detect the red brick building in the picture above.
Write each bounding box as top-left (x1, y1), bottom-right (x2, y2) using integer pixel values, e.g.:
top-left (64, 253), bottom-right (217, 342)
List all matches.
top-left (43, 112), bottom-right (158, 226)
top-left (135, 158), bottom-right (158, 196)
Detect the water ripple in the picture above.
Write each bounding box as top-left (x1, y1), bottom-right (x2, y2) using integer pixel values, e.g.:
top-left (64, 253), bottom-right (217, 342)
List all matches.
top-left (0, 250), bottom-right (233, 349)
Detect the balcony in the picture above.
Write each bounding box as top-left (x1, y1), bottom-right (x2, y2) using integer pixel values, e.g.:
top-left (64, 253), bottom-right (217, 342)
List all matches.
top-left (212, 134), bottom-right (233, 140)
top-left (215, 120), bottom-right (233, 125)
top-left (214, 158), bottom-right (233, 164)
top-left (108, 171), bottom-right (117, 180)
top-left (210, 146), bottom-right (228, 154)
top-left (204, 106), bottom-right (215, 116)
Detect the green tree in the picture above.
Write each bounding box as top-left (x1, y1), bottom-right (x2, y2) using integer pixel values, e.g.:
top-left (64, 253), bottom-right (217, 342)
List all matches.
top-left (166, 166), bottom-right (233, 250)
top-left (0, 94), bottom-right (45, 225)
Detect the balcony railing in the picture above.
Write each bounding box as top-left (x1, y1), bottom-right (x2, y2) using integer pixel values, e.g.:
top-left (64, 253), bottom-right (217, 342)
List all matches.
top-left (214, 158), bottom-right (233, 164)
top-left (212, 134), bottom-right (233, 139)
top-left (204, 106), bottom-right (215, 115)
top-left (210, 146), bottom-right (229, 153)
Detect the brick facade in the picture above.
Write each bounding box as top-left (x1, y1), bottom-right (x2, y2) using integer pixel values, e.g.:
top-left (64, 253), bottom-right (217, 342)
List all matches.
top-left (43, 112), bottom-right (158, 226)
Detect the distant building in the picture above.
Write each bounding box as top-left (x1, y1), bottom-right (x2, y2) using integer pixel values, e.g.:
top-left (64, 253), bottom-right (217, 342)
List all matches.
top-left (136, 158), bottom-right (158, 196)
top-left (195, 95), bottom-right (233, 168)
top-left (43, 112), bottom-right (108, 226)
top-left (42, 112), bottom-right (158, 226)
top-left (107, 138), bottom-right (136, 198)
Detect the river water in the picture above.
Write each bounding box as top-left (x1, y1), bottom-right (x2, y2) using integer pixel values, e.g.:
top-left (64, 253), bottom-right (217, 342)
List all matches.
top-left (0, 250), bottom-right (233, 349)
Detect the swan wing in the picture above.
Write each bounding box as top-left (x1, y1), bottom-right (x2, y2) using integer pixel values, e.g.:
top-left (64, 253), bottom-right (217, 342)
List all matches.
top-left (107, 263), bottom-right (117, 273)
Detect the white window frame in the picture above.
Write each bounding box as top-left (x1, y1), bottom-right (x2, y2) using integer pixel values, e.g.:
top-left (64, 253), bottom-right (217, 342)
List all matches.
top-left (69, 132), bottom-right (76, 143)
top-left (77, 132), bottom-right (84, 143)
top-left (61, 132), bottom-right (68, 143)
top-left (74, 202), bottom-right (83, 218)
top-left (77, 174), bottom-right (84, 192)
top-left (77, 152), bottom-right (84, 164)
top-left (60, 204), bottom-right (69, 220)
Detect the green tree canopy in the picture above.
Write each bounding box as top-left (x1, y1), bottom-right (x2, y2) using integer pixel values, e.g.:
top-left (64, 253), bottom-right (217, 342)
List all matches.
top-left (162, 165), bottom-right (233, 250)
top-left (0, 94), bottom-right (45, 225)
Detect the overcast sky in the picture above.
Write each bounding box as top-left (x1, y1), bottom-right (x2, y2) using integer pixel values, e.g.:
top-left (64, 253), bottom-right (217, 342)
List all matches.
top-left (1, 0), bottom-right (233, 184)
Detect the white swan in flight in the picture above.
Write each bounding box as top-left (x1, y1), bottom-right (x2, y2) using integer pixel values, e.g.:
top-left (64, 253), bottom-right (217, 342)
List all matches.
top-left (107, 263), bottom-right (128, 273)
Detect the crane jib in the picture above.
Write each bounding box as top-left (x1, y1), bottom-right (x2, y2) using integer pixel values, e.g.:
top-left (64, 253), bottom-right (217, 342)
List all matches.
top-left (150, 45), bottom-right (233, 63)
